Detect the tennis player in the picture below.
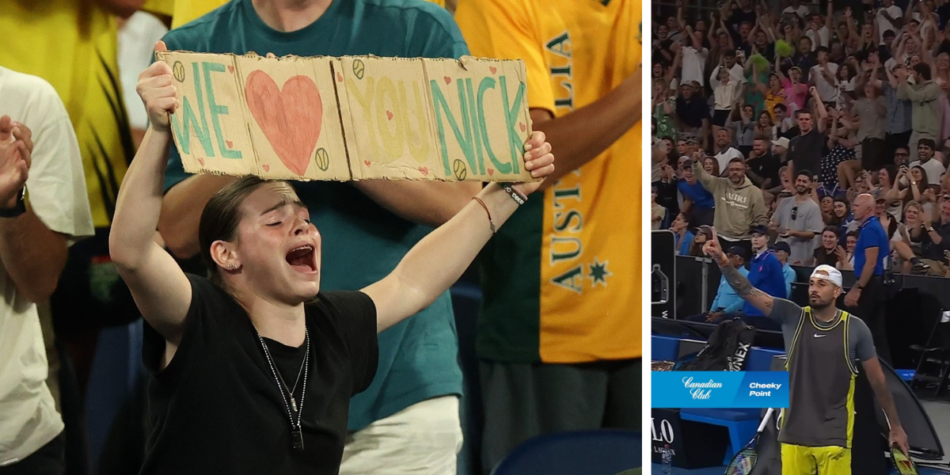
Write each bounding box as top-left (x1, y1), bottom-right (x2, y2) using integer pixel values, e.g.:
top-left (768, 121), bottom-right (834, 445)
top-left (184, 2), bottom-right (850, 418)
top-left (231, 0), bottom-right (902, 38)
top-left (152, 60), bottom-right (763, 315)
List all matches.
top-left (107, 42), bottom-right (555, 474)
top-left (702, 227), bottom-right (909, 475)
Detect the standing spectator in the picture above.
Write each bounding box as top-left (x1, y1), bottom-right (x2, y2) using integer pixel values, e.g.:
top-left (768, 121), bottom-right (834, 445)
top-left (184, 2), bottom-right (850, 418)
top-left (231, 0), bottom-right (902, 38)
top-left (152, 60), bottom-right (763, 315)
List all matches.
top-left (158, 2), bottom-right (479, 473)
top-left (671, 212), bottom-right (696, 256)
top-left (788, 87), bottom-right (831, 179)
top-left (898, 62), bottom-right (941, 162)
top-left (909, 138), bottom-right (947, 184)
top-left (772, 172), bottom-right (825, 264)
top-left (747, 135), bottom-right (782, 189)
top-left (676, 83), bottom-right (711, 149)
top-left (812, 47), bottom-right (841, 107)
top-left (768, 241), bottom-right (798, 298)
top-left (456, 1), bottom-right (641, 472)
top-left (713, 129), bottom-right (745, 171)
top-left (728, 104), bottom-right (758, 155)
top-left (693, 156), bottom-right (769, 256)
top-left (711, 67), bottom-right (744, 139)
top-left (704, 155), bottom-right (723, 177)
top-left (852, 80), bottom-right (888, 172)
top-left (815, 226), bottom-right (843, 265)
top-left (712, 49), bottom-right (748, 89)
top-left (681, 28), bottom-right (710, 87)
top-left (845, 193), bottom-right (893, 363)
top-left (878, 0), bottom-right (904, 45)
top-left (679, 155), bottom-right (716, 226)
top-left (743, 225), bottom-right (786, 330)
top-left (790, 36), bottom-right (818, 82)
top-left (0, 68), bottom-right (94, 474)
top-left (773, 103), bottom-right (797, 138)
top-left (777, 63), bottom-right (809, 113)
top-left (784, 0), bottom-right (810, 20)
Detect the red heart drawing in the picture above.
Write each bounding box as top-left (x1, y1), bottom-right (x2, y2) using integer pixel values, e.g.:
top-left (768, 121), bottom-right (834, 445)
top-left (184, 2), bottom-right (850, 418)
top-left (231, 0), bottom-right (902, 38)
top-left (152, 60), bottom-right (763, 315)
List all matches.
top-left (262, 164), bottom-right (270, 172)
top-left (364, 160), bottom-right (372, 167)
top-left (490, 66), bottom-right (497, 74)
top-left (386, 110), bottom-right (394, 121)
top-left (488, 168), bottom-right (494, 176)
top-left (227, 65), bottom-right (234, 74)
top-left (337, 72), bottom-right (343, 83)
top-left (418, 166), bottom-right (429, 176)
top-left (519, 122), bottom-right (526, 132)
top-left (443, 76), bottom-right (452, 85)
top-left (197, 157), bottom-right (205, 166)
top-left (245, 71), bottom-right (323, 176)
top-left (225, 140), bottom-right (233, 149)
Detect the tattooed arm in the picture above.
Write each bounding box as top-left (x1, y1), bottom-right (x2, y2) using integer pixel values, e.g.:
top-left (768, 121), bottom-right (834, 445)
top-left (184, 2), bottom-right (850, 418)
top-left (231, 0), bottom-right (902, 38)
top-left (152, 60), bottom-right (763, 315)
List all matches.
top-left (702, 227), bottom-right (776, 316)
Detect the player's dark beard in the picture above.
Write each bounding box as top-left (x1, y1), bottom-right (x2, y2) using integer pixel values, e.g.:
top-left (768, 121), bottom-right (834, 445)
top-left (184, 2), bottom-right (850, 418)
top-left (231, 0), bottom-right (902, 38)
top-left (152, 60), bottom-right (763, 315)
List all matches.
top-left (809, 294), bottom-right (834, 310)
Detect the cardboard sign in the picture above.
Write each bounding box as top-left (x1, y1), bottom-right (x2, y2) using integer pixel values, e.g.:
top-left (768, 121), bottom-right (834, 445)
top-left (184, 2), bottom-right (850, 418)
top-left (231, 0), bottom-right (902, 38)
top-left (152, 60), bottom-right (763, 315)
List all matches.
top-left (155, 51), bottom-right (535, 182)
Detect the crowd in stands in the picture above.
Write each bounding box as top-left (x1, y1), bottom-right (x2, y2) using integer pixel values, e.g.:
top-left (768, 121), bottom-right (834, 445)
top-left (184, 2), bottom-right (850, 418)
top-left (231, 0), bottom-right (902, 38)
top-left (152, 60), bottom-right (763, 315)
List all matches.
top-left (653, 0), bottom-right (950, 279)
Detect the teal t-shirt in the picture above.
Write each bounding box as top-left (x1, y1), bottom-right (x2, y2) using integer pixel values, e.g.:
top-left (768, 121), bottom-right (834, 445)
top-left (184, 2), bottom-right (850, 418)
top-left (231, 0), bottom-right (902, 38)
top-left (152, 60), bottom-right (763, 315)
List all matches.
top-left (161, 0), bottom-right (468, 431)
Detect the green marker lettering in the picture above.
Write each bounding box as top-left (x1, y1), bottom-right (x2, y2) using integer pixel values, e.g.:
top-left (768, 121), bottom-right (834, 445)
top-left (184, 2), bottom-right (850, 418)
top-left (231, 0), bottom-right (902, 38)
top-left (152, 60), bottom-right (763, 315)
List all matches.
top-left (500, 76), bottom-right (526, 172)
top-left (464, 78), bottom-right (485, 175)
top-left (475, 77), bottom-right (511, 174)
top-left (430, 79), bottom-right (476, 177)
top-left (171, 62), bottom-right (214, 156)
top-left (203, 62), bottom-right (241, 159)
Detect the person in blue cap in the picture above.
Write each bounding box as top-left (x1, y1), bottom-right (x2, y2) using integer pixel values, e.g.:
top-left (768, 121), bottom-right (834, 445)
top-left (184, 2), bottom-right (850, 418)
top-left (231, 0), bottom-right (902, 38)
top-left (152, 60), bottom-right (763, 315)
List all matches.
top-left (743, 224), bottom-right (786, 331)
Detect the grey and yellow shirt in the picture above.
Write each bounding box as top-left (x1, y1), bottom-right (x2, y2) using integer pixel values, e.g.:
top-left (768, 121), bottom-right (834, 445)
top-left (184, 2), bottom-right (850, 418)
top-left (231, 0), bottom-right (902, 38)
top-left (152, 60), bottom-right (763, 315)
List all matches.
top-left (767, 299), bottom-right (876, 448)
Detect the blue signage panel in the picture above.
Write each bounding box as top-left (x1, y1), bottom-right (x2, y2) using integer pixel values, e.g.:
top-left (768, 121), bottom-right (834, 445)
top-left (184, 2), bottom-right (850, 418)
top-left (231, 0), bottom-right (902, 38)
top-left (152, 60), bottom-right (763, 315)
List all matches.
top-left (652, 371), bottom-right (789, 408)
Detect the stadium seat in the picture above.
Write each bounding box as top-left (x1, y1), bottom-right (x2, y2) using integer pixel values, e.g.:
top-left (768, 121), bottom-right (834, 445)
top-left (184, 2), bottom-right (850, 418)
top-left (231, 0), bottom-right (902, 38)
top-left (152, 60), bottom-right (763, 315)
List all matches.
top-left (84, 319), bottom-right (147, 474)
top-left (450, 282), bottom-right (484, 475)
top-left (490, 430), bottom-right (641, 475)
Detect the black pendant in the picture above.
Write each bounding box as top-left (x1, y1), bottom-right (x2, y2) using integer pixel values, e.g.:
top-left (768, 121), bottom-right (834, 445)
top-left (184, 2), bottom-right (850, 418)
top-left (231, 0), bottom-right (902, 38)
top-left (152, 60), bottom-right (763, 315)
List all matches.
top-left (292, 428), bottom-right (304, 451)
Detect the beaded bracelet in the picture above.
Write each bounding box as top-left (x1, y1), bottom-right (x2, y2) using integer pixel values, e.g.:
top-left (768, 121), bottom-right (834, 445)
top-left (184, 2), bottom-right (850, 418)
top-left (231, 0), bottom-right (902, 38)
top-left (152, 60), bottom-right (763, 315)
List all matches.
top-left (499, 183), bottom-right (527, 206)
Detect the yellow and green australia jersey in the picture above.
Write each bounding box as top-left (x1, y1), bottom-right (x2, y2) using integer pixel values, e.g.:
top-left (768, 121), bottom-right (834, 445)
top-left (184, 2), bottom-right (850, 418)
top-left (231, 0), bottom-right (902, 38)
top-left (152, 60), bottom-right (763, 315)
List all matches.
top-left (456, 0), bottom-right (641, 363)
top-left (0, 0), bottom-right (134, 228)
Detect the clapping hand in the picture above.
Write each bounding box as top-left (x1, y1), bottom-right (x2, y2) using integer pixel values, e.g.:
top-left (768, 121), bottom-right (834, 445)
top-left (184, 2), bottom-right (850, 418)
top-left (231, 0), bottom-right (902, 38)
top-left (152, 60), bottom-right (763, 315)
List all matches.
top-left (0, 116), bottom-right (31, 209)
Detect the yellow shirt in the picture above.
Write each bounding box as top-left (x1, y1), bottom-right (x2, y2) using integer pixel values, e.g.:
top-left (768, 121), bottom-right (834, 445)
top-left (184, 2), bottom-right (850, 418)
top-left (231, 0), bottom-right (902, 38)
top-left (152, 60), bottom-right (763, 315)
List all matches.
top-left (144, 0), bottom-right (446, 28)
top-left (0, 0), bottom-right (131, 228)
top-left (456, 0), bottom-right (641, 362)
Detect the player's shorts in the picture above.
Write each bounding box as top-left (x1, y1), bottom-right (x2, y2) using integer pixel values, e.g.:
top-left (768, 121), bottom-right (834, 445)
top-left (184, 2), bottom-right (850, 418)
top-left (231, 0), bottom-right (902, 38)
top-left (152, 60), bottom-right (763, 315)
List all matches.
top-left (781, 443), bottom-right (851, 475)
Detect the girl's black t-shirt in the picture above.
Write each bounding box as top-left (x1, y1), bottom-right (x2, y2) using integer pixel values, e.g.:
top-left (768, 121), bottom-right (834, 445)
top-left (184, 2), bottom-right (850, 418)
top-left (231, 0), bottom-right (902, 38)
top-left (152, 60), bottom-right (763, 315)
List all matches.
top-left (139, 274), bottom-right (378, 475)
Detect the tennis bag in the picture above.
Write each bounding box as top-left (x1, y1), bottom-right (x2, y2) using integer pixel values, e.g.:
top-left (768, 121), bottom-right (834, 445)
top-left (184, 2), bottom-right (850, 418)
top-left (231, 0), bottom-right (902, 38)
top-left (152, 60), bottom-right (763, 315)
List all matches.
top-left (679, 318), bottom-right (756, 371)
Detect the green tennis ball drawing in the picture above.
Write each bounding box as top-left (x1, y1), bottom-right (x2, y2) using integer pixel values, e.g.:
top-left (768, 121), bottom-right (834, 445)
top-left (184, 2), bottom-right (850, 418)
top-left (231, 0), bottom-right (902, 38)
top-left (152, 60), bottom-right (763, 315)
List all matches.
top-left (453, 159), bottom-right (467, 180)
top-left (353, 59), bottom-right (365, 80)
top-left (315, 148), bottom-right (330, 171)
top-left (775, 40), bottom-right (794, 58)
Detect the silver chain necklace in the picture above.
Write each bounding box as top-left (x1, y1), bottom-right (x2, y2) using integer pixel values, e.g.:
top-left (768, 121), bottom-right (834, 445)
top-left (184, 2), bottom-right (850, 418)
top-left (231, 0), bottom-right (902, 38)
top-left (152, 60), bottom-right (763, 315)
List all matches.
top-left (257, 329), bottom-right (310, 451)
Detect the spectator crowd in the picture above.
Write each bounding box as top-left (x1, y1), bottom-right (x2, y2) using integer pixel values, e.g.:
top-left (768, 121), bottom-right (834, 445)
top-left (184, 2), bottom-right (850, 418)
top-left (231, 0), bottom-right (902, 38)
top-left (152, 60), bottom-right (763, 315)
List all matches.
top-left (653, 0), bottom-right (950, 278)
top-left (652, 0), bottom-right (950, 361)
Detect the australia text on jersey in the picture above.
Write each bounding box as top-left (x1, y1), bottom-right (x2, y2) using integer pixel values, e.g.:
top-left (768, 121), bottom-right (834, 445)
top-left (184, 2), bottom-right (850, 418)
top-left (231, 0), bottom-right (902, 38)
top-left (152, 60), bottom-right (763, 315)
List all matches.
top-left (546, 30), bottom-right (612, 294)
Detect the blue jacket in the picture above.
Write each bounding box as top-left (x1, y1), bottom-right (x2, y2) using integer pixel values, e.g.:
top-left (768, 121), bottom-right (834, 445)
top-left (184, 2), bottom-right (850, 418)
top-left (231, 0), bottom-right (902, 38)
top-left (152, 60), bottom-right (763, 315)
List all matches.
top-left (743, 251), bottom-right (787, 317)
top-left (675, 231), bottom-right (695, 255)
top-left (782, 263), bottom-right (796, 298)
top-left (711, 265), bottom-right (750, 313)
